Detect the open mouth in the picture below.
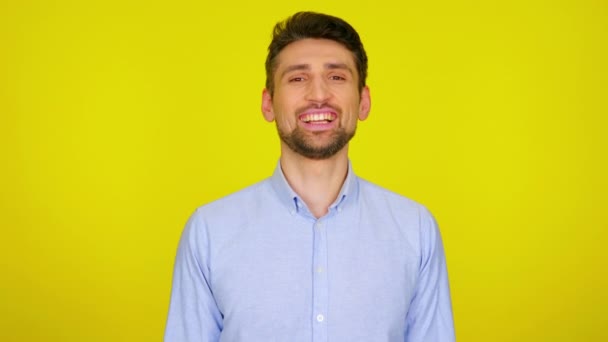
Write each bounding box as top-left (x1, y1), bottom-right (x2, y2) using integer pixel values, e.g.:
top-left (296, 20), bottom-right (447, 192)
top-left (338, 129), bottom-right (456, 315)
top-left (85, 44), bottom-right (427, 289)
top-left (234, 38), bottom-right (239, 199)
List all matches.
top-left (299, 112), bottom-right (337, 124)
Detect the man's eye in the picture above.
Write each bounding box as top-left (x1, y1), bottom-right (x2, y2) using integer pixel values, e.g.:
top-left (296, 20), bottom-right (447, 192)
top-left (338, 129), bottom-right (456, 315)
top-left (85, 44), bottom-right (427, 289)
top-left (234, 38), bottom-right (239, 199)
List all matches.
top-left (289, 77), bottom-right (305, 82)
top-left (330, 75), bottom-right (346, 81)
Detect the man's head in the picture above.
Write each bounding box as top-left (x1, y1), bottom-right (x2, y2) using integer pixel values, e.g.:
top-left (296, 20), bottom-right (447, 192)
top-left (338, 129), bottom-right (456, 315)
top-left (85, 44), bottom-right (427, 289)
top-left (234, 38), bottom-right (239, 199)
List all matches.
top-left (265, 12), bottom-right (368, 96)
top-left (262, 12), bottom-right (371, 160)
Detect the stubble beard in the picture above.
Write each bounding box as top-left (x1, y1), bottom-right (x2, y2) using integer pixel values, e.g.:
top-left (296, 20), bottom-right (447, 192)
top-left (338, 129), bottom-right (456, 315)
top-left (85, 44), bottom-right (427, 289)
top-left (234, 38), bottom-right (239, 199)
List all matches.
top-left (277, 124), bottom-right (356, 160)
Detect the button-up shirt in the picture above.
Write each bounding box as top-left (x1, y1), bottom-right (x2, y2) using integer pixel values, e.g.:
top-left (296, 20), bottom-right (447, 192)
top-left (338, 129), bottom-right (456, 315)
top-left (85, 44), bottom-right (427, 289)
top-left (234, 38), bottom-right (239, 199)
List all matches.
top-left (164, 162), bottom-right (455, 342)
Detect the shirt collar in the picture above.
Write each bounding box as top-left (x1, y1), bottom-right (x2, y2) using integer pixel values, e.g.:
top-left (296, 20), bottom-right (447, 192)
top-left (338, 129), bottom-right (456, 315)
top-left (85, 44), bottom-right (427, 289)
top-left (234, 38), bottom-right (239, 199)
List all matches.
top-left (269, 160), bottom-right (358, 214)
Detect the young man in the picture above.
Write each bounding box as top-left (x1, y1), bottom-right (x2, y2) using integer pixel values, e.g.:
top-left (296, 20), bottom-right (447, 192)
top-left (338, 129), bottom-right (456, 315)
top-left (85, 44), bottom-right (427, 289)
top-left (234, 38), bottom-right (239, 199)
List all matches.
top-left (165, 12), bottom-right (455, 342)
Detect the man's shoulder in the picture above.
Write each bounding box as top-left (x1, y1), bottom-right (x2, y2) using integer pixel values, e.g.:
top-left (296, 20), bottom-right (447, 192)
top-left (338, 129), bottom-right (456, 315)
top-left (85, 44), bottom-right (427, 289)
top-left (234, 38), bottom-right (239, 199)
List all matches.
top-left (178, 178), bottom-right (275, 249)
top-left (356, 176), bottom-right (436, 225)
top-left (180, 178), bottom-right (276, 244)
top-left (194, 177), bottom-right (272, 218)
top-left (358, 177), bottom-right (423, 209)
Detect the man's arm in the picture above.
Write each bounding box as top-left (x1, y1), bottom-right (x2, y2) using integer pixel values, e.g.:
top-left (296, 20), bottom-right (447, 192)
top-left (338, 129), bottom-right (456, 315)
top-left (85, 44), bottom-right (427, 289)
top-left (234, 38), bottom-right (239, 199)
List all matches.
top-left (405, 206), bottom-right (455, 341)
top-left (164, 210), bottom-right (223, 342)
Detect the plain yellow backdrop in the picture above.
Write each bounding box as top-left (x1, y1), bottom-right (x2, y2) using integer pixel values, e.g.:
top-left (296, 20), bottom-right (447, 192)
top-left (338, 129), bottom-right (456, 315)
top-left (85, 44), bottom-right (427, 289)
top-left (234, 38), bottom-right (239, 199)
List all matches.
top-left (1, 0), bottom-right (606, 341)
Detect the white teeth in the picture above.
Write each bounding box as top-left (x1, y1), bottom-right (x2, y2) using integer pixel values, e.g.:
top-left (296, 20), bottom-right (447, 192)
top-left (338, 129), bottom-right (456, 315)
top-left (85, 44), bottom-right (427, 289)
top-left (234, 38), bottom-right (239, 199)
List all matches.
top-left (302, 112), bottom-right (334, 122)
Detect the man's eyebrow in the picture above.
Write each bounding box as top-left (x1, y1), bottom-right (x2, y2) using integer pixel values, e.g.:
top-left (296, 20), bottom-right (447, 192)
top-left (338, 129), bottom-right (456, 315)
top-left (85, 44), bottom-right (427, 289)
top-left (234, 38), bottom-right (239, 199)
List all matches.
top-left (325, 63), bottom-right (353, 74)
top-left (280, 63), bottom-right (354, 78)
top-left (280, 64), bottom-right (310, 79)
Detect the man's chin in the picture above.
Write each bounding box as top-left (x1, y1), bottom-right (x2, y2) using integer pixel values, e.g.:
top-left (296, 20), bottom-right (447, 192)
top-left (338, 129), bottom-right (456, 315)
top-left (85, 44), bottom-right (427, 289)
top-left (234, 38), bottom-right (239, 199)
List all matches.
top-left (286, 137), bottom-right (351, 159)
top-left (278, 126), bottom-right (355, 160)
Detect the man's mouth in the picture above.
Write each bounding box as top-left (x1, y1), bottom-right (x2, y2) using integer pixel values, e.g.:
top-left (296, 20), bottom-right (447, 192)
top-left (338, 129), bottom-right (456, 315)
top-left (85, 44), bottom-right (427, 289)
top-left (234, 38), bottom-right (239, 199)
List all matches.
top-left (299, 112), bottom-right (337, 124)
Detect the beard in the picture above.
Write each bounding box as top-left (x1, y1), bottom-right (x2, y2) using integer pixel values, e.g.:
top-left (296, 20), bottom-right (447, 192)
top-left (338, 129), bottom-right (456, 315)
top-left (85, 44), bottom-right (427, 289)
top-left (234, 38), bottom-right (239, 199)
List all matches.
top-left (277, 123), bottom-right (356, 160)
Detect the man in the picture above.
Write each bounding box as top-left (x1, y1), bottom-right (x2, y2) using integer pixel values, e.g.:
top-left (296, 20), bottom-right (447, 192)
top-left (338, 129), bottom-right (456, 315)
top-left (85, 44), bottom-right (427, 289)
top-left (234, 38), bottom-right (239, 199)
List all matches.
top-left (164, 11), bottom-right (454, 342)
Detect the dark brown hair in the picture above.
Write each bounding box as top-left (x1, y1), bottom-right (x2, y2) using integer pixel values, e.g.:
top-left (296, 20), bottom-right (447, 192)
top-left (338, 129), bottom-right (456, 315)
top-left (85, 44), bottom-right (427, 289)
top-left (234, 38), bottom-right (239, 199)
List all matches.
top-left (265, 12), bottom-right (368, 95)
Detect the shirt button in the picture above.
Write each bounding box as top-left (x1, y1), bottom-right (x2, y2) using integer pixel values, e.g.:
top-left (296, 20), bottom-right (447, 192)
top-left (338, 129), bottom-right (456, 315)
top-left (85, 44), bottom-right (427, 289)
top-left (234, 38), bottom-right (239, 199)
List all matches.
top-left (316, 267), bottom-right (324, 273)
top-left (316, 314), bottom-right (324, 322)
top-left (316, 222), bottom-right (323, 228)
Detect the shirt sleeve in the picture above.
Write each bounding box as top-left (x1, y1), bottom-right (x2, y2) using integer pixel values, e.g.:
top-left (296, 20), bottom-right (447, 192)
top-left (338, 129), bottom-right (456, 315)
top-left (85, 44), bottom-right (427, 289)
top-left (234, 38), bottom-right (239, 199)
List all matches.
top-left (405, 206), bottom-right (455, 341)
top-left (164, 210), bottom-right (223, 342)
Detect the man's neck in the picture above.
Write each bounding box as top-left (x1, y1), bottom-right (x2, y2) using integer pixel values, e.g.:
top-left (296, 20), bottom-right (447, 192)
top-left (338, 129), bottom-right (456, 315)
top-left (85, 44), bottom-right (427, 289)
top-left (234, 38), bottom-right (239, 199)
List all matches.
top-left (279, 146), bottom-right (349, 219)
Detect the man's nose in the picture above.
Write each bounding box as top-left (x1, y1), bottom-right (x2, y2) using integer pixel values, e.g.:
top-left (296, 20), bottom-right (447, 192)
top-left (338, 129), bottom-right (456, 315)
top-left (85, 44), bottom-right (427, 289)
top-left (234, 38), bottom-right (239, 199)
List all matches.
top-left (306, 78), bottom-right (331, 103)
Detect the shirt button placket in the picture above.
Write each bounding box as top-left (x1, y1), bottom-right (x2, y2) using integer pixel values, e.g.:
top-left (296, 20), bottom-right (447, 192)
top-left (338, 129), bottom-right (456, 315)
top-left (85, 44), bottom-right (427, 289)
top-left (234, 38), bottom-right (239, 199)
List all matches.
top-left (312, 220), bottom-right (328, 342)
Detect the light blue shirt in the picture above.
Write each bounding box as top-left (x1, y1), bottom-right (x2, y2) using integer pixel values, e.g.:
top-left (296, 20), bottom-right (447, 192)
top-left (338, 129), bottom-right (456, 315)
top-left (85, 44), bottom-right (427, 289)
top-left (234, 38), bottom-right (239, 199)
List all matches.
top-left (164, 162), bottom-right (455, 342)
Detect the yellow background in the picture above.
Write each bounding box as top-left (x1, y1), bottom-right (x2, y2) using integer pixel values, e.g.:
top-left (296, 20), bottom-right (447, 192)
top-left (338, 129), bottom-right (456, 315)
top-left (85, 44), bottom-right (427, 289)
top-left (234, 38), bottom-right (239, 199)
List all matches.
top-left (1, 0), bottom-right (606, 341)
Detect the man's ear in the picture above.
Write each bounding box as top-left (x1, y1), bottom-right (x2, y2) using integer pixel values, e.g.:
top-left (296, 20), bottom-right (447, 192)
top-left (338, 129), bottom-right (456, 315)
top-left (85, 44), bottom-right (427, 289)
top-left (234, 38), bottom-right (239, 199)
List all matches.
top-left (358, 86), bottom-right (371, 121)
top-left (261, 89), bottom-right (275, 122)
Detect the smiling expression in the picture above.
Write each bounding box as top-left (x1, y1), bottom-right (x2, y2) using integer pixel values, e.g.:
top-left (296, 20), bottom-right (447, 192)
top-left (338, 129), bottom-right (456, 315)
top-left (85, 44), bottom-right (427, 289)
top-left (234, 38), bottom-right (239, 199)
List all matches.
top-left (262, 38), bottom-right (371, 159)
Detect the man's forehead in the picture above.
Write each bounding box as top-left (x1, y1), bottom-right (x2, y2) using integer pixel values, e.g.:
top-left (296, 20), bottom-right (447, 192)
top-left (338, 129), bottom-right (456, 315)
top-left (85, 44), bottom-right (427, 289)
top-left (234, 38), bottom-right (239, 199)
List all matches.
top-left (274, 38), bottom-right (357, 71)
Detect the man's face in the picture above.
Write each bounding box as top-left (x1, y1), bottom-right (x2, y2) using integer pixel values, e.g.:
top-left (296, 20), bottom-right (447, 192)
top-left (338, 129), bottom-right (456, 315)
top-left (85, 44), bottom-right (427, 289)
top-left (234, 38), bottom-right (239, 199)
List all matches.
top-left (262, 38), bottom-right (371, 160)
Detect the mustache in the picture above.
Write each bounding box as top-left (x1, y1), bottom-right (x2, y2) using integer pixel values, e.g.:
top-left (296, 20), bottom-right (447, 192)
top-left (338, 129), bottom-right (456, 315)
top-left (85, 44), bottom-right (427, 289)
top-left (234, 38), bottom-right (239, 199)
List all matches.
top-left (295, 103), bottom-right (341, 115)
